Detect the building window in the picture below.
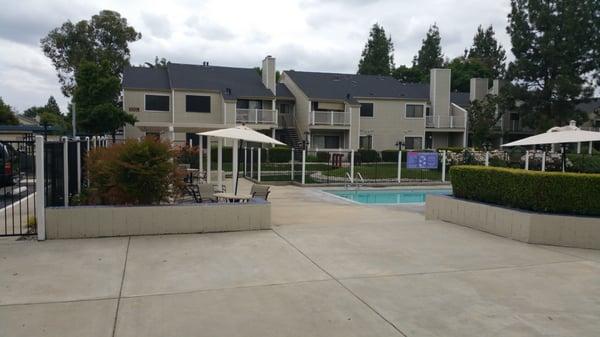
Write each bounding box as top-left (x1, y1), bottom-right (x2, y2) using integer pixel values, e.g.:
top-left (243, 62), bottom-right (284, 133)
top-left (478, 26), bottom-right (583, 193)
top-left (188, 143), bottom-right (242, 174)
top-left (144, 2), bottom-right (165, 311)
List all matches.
top-left (313, 135), bottom-right (340, 149)
top-left (594, 120), bottom-right (600, 128)
top-left (359, 135), bottom-right (373, 150)
top-left (406, 104), bottom-right (424, 118)
top-left (279, 103), bottom-right (291, 114)
top-left (145, 95), bottom-right (170, 112)
top-left (186, 95), bottom-right (211, 113)
top-left (360, 103), bottom-right (373, 117)
top-left (237, 99), bottom-right (263, 109)
top-left (404, 136), bottom-right (423, 150)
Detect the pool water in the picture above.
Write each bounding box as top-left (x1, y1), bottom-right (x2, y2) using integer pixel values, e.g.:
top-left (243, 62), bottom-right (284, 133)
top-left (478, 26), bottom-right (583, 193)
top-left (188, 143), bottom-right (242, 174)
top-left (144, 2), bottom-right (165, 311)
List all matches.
top-left (325, 189), bottom-right (451, 205)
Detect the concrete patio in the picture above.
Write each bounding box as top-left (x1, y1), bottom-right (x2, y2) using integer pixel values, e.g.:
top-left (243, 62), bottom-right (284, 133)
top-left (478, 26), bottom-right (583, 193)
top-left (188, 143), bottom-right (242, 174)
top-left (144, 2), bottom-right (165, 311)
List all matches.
top-left (1, 182), bottom-right (600, 336)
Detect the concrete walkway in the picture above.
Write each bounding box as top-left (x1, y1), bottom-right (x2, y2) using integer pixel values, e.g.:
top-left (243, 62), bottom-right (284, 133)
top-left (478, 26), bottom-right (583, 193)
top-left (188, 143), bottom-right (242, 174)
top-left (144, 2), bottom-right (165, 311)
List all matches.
top-left (1, 182), bottom-right (600, 336)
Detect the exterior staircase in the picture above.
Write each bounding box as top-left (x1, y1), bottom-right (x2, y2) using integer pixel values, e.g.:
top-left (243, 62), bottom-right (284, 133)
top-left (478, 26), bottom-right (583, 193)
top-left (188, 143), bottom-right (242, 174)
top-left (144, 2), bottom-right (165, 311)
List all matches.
top-left (277, 113), bottom-right (303, 149)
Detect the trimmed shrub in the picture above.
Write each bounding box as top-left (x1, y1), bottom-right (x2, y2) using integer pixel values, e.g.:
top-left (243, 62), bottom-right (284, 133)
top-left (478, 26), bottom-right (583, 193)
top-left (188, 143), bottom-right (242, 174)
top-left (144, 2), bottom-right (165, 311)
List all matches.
top-left (568, 154), bottom-right (600, 173)
top-left (84, 138), bottom-right (184, 205)
top-left (316, 152), bottom-right (330, 162)
top-left (381, 150), bottom-right (398, 162)
top-left (450, 165), bottom-right (600, 216)
top-left (357, 149), bottom-right (380, 162)
top-left (268, 146), bottom-right (292, 163)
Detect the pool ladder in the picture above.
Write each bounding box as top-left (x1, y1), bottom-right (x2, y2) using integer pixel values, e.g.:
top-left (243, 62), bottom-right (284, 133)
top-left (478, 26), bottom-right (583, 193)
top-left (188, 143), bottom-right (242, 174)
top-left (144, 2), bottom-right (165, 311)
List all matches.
top-left (345, 172), bottom-right (365, 190)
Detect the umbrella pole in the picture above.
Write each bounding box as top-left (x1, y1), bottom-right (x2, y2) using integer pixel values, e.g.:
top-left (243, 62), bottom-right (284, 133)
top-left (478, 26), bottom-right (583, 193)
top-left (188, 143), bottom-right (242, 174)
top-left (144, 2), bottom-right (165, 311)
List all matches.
top-left (233, 139), bottom-right (239, 195)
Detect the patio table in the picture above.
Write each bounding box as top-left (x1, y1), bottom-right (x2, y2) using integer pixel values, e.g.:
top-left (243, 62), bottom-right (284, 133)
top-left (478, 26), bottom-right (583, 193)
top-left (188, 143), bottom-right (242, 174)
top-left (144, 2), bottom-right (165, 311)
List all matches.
top-left (214, 193), bottom-right (252, 203)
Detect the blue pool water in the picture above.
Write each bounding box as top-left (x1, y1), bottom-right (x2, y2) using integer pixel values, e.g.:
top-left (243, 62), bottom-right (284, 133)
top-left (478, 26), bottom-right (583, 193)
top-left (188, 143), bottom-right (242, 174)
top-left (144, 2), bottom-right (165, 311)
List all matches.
top-left (325, 189), bottom-right (451, 205)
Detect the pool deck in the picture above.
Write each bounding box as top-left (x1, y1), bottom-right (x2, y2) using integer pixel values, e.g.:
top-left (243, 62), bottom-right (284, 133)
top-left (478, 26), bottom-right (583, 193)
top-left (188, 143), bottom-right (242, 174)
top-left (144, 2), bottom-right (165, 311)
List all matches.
top-left (1, 179), bottom-right (600, 336)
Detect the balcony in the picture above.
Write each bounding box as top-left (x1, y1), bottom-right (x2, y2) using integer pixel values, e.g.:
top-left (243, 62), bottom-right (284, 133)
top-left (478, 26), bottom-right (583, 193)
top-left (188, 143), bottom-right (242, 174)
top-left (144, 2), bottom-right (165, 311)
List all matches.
top-left (310, 111), bottom-right (351, 127)
top-left (425, 115), bottom-right (466, 129)
top-left (236, 109), bottom-right (277, 125)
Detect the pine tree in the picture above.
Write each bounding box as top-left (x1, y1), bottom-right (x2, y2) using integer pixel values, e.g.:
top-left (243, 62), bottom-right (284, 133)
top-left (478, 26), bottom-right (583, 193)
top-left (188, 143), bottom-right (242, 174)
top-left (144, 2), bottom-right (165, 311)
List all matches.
top-left (468, 25), bottom-right (506, 78)
top-left (357, 24), bottom-right (395, 76)
top-left (413, 24), bottom-right (444, 81)
top-left (507, 0), bottom-right (600, 130)
top-left (45, 96), bottom-right (61, 115)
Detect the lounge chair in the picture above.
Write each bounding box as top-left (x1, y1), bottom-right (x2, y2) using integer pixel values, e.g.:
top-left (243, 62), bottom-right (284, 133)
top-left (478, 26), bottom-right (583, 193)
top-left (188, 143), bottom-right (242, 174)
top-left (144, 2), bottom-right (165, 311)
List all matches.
top-left (250, 184), bottom-right (271, 200)
top-left (198, 183), bottom-right (218, 203)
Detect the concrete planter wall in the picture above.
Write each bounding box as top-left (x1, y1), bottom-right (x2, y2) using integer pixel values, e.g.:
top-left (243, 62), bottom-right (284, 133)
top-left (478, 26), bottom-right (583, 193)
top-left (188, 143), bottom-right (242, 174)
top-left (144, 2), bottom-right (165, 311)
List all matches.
top-left (426, 194), bottom-right (600, 250)
top-left (45, 201), bottom-right (271, 239)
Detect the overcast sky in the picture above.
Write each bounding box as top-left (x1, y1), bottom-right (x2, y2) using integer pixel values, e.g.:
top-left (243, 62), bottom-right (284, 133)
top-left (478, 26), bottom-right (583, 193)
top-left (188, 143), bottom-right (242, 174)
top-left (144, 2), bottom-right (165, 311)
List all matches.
top-left (0, 0), bottom-right (512, 113)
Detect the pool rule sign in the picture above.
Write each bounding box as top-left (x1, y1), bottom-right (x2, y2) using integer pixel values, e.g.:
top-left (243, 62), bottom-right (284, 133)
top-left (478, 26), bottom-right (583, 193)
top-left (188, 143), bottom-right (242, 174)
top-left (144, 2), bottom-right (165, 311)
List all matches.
top-left (407, 152), bottom-right (439, 169)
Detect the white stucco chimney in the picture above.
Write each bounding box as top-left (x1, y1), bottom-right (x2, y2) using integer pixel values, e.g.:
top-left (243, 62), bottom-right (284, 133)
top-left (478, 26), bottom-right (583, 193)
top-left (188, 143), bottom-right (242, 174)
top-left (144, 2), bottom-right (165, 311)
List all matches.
top-left (469, 78), bottom-right (489, 101)
top-left (262, 55), bottom-right (276, 95)
top-left (430, 68), bottom-right (451, 116)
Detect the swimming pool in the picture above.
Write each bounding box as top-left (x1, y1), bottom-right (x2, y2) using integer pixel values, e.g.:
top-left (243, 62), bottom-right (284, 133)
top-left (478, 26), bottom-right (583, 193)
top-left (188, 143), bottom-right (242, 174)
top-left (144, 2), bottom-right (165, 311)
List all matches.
top-left (324, 189), bottom-right (452, 205)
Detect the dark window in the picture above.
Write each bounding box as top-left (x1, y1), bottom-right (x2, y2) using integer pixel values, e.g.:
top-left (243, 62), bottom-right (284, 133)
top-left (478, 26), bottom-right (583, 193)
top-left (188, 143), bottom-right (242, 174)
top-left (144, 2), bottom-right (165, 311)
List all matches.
top-left (236, 99), bottom-right (262, 109)
top-left (145, 95), bottom-right (170, 111)
top-left (405, 136), bottom-right (423, 150)
top-left (406, 104), bottom-right (424, 118)
top-left (359, 135), bottom-right (373, 149)
top-left (186, 95), bottom-right (211, 113)
top-left (324, 136), bottom-right (340, 149)
top-left (594, 120), bottom-right (600, 128)
top-left (360, 103), bottom-right (374, 117)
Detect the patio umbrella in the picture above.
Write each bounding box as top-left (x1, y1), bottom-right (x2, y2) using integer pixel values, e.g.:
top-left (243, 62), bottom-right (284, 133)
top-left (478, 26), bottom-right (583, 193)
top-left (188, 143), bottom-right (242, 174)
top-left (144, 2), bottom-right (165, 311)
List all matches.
top-left (198, 125), bottom-right (285, 194)
top-left (501, 121), bottom-right (600, 172)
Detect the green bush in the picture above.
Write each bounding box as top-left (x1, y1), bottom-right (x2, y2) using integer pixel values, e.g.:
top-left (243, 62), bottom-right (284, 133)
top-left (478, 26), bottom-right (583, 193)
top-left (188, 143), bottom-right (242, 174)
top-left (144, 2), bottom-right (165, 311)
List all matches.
top-left (450, 165), bottom-right (600, 216)
top-left (84, 138), bottom-right (184, 205)
top-left (267, 146), bottom-right (292, 163)
top-left (437, 147), bottom-right (467, 153)
top-left (357, 149), bottom-right (380, 162)
top-left (316, 152), bottom-right (330, 162)
top-left (380, 150), bottom-right (398, 162)
top-left (567, 154), bottom-right (600, 173)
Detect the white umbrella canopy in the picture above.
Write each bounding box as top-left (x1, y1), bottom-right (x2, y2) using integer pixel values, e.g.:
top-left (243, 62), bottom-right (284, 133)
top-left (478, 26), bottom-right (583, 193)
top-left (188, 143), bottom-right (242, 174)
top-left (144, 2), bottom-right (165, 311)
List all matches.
top-left (197, 125), bottom-right (285, 145)
top-left (197, 125), bottom-right (285, 195)
top-left (502, 121), bottom-right (600, 147)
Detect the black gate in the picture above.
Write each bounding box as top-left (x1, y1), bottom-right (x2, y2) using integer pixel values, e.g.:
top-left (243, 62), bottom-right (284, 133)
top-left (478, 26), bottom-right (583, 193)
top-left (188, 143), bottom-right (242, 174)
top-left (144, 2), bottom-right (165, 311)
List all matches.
top-left (0, 140), bottom-right (36, 236)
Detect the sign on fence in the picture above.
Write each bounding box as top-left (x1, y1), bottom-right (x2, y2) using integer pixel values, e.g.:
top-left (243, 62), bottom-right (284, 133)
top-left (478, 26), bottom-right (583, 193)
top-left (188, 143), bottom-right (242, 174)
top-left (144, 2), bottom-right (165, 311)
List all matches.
top-left (407, 152), bottom-right (438, 169)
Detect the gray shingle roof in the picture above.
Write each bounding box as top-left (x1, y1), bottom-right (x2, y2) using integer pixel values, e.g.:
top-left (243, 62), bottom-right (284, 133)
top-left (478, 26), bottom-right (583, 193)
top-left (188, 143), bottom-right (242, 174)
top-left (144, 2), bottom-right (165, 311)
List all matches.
top-left (122, 63), bottom-right (275, 99)
top-left (577, 98), bottom-right (600, 114)
top-left (276, 83), bottom-right (294, 99)
top-left (284, 70), bottom-right (429, 102)
top-left (450, 92), bottom-right (470, 107)
top-left (122, 67), bottom-right (170, 90)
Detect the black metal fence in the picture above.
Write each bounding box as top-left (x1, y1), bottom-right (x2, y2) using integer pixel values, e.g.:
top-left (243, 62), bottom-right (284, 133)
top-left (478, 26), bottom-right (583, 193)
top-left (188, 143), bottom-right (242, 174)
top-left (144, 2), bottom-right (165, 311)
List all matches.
top-left (0, 140), bottom-right (36, 236)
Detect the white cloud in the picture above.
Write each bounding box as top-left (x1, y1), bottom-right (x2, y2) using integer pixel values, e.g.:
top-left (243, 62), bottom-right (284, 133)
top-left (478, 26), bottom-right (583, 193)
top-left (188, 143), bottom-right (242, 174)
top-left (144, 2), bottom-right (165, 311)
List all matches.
top-left (0, 0), bottom-right (515, 112)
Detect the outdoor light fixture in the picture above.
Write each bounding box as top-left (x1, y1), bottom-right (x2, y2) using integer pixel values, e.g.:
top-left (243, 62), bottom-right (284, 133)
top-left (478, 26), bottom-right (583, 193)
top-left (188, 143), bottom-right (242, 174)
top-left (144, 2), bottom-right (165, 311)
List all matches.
top-left (395, 140), bottom-right (403, 151)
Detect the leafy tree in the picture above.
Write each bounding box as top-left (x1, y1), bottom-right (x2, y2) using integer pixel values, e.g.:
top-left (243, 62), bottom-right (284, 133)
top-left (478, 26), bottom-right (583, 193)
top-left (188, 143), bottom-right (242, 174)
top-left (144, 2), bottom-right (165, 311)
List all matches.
top-left (39, 111), bottom-right (69, 133)
top-left (468, 25), bottom-right (507, 78)
top-left (468, 91), bottom-right (515, 147)
top-left (392, 65), bottom-right (422, 83)
top-left (412, 24), bottom-right (444, 81)
top-left (41, 10), bottom-right (141, 96)
top-left (357, 23), bottom-right (395, 75)
top-left (144, 56), bottom-right (169, 68)
top-left (23, 106), bottom-right (45, 118)
top-left (73, 61), bottom-right (137, 139)
top-left (23, 96), bottom-right (62, 119)
top-left (446, 56), bottom-right (492, 92)
top-left (506, 0), bottom-right (600, 131)
top-left (45, 96), bottom-right (61, 115)
top-left (0, 98), bottom-right (19, 125)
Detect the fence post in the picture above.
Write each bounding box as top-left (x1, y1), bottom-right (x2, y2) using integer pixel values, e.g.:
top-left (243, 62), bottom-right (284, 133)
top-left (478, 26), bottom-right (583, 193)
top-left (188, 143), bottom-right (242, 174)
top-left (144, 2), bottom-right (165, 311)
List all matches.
top-left (198, 135), bottom-right (203, 176)
top-left (92, 136), bottom-right (97, 148)
top-left (577, 142), bottom-right (581, 154)
top-left (35, 136), bottom-right (45, 241)
top-left (301, 149), bottom-right (306, 185)
top-left (485, 151), bottom-right (490, 166)
top-left (217, 138), bottom-right (223, 190)
top-left (589, 141), bottom-right (593, 155)
top-left (76, 137), bottom-right (81, 194)
top-left (290, 150), bottom-right (294, 181)
top-left (541, 151), bottom-right (546, 172)
top-left (250, 148), bottom-right (254, 179)
top-left (244, 147), bottom-right (247, 177)
top-left (525, 150), bottom-right (529, 170)
top-left (441, 150), bottom-right (447, 182)
top-left (397, 150), bottom-right (402, 183)
top-left (350, 150), bottom-right (355, 183)
top-left (258, 147), bottom-right (262, 182)
top-left (62, 137), bottom-right (69, 207)
top-left (206, 137), bottom-right (212, 183)
top-left (86, 137), bottom-right (90, 186)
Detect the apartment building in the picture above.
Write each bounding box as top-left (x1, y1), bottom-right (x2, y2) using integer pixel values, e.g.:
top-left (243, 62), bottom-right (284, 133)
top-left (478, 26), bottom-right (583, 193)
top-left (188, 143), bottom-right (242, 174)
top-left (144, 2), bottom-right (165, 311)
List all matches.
top-left (125, 55), bottom-right (546, 151)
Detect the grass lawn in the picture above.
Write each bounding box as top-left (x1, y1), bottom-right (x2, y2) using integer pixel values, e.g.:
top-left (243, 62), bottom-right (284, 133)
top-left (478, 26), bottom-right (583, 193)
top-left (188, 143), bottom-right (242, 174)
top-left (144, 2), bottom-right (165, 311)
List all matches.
top-left (324, 163), bottom-right (443, 181)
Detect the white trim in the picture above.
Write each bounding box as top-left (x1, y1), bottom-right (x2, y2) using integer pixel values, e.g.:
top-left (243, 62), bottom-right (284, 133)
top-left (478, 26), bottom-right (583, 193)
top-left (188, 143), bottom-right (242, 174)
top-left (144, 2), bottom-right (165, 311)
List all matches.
top-left (403, 135), bottom-right (425, 150)
top-left (143, 93), bottom-right (171, 113)
top-left (404, 103), bottom-right (426, 119)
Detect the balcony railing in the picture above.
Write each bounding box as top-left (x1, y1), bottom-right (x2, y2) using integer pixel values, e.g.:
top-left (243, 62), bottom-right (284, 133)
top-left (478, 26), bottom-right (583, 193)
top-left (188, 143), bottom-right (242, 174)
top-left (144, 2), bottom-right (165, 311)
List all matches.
top-left (310, 111), bottom-right (351, 126)
top-left (236, 109), bottom-right (277, 125)
top-left (425, 115), bottom-right (466, 129)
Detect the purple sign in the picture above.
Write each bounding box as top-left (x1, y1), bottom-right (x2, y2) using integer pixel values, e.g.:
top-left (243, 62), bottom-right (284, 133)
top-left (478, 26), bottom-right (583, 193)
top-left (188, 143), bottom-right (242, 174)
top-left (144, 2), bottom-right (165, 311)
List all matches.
top-left (406, 152), bottom-right (439, 169)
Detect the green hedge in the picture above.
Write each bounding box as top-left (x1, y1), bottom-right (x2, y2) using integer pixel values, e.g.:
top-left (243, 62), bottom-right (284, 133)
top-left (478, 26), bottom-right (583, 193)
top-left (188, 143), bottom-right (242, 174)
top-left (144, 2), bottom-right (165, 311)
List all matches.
top-left (267, 147), bottom-right (292, 163)
top-left (356, 149), bottom-right (380, 162)
top-left (450, 165), bottom-right (600, 216)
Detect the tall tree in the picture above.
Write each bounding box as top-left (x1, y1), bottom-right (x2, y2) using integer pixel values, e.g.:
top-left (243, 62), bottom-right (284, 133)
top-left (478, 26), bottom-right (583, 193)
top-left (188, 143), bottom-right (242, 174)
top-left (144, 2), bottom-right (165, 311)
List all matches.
top-left (41, 10), bottom-right (141, 96)
top-left (357, 24), bottom-right (395, 76)
top-left (45, 96), bottom-right (61, 115)
top-left (392, 65), bottom-right (422, 83)
top-left (72, 61), bottom-right (136, 138)
top-left (413, 24), bottom-right (444, 81)
top-left (0, 98), bottom-right (19, 125)
top-left (144, 56), bottom-right (169, 68)
top-left (468, 25), bottom-right (507, 78)
top-left (507, 0), bottom-right (600, 130)
top-left (446, 56), bottom-right (492, 92)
